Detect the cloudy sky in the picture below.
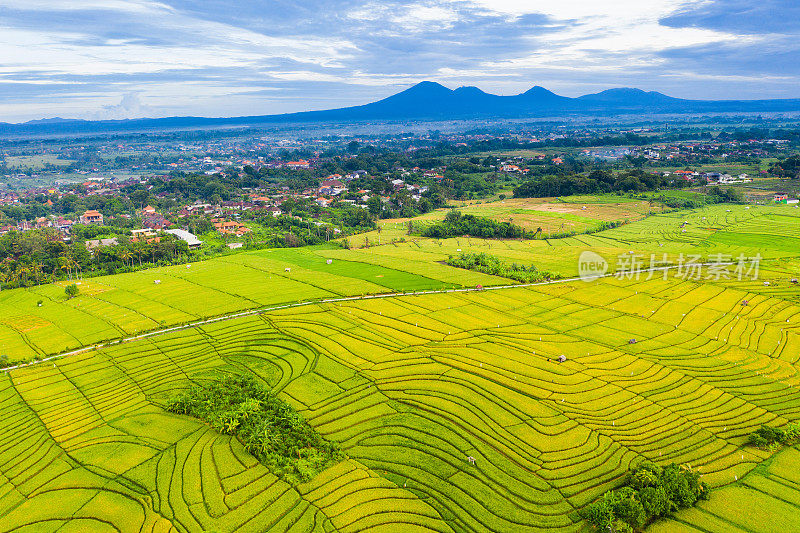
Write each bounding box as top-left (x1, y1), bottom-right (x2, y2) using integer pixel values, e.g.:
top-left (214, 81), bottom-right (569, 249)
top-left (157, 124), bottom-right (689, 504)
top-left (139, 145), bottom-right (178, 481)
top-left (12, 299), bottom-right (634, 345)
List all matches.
top-left (1, 0), bottom-right (799, 122)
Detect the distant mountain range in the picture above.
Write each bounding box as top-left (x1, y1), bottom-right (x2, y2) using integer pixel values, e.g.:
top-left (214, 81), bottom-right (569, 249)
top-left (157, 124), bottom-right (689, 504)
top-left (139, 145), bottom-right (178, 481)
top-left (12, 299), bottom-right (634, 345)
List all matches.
top-left (4, 81), bottom-right (800, 136)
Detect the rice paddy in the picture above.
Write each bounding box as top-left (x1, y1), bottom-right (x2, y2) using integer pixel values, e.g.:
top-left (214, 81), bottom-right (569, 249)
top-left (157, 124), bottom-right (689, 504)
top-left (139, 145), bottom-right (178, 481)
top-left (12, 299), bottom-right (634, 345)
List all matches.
top-left (407, 196), bottom-right (659, 235)
top-left (0, 202), bottom-right (798, 532)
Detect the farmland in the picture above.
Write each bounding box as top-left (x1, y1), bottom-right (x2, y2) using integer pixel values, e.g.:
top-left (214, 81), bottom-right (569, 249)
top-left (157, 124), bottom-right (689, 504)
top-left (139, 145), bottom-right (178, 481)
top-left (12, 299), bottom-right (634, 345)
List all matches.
top-left (408, 196), bottom-right (659, 235)
top-left (0, 202), bottom-right (798, 531)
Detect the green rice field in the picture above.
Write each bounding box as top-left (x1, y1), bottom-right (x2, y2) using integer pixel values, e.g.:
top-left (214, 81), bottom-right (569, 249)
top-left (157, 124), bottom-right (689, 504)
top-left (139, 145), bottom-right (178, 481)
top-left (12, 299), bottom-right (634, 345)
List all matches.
top-left (0, 202), bottom-right (798, 531)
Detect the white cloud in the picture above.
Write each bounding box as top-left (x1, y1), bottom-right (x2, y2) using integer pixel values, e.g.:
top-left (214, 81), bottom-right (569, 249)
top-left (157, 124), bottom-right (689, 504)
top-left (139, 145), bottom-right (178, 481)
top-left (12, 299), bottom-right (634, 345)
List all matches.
top-left (348, 2), bottom-right (460, 32)
top-left (458, 0), bottom-right (745, 77)
top-left (0, 0), bottom-right (796, 120)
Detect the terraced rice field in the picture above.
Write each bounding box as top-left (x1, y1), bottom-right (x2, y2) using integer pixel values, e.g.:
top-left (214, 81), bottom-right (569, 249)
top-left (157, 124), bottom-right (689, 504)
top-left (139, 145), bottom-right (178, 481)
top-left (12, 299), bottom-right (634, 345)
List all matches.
top-left (0, 249), bottom-right (503, 364)
top-left (652, 445), bottom-right (800, 532)
top-left (349, 204), bottom-right (800, 278)
top-left (0, 202), bottom-right (798, 532)
top-left (1, 270), bottom-right (799, 531)
top-left (2, 204), bottom-right (797, 366)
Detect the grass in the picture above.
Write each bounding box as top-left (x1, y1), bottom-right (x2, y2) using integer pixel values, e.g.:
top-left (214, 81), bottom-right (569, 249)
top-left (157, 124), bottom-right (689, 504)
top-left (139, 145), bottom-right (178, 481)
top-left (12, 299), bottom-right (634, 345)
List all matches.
top-left (0, 200), bottom-right (798, 531)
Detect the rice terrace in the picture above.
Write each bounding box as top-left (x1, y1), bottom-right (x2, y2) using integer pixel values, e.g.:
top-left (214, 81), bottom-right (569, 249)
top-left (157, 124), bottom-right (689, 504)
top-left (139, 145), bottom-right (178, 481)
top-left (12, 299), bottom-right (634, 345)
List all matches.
top-left (7, 3), bottom-right (800, 530)
top-left (0, 201), bottom-right (796, 533)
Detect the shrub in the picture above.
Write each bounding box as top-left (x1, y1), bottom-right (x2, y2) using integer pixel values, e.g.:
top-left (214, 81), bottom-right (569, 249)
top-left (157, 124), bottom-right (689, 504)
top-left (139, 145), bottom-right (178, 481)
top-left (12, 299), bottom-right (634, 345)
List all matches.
top-left (64, 284), bottom-right (79, 299)
top-left (748, 423), bottom-right (800, 450)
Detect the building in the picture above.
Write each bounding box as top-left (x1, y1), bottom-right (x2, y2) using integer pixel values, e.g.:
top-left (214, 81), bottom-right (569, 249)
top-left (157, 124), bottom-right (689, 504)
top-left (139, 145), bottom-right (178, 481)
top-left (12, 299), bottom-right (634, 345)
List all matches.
top-left (318, 179), bottom-right (347, 196)
top-left (80, 210), bottom-right (104, 225)
top-left (85, 238), bottom-right (118, 251)
top-left (774, 194), bottom-right (789, 203)
top-left (141, 214), bottom-right (171, 230)
top-left (165, 229), bottom-right (202, 249)
top-left (131, 228), bottom-right (161, 244)
top-left (262, 206), bottom-right (283, 217)
top-left (214, 220), bottom-right (251, 236)
top-left (56, 218), bottom-right (75, 232)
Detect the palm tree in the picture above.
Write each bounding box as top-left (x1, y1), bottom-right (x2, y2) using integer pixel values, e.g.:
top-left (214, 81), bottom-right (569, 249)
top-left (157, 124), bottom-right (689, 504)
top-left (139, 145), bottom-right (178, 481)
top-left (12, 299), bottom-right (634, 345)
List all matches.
top-left (134, 242), bottom-right (145, 267)
top-left (17, 265), bottom-right (29, 286)
top-left (120, 249), bottom-right (134, 269)
top-left (60, 257), bottom-right (72, 281)
top-left (29, 261), bottom-right (43, 285)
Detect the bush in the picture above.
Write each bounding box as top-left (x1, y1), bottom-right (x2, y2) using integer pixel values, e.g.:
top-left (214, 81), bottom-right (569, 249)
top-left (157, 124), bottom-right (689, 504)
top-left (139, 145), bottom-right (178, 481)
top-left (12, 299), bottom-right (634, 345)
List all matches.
top-left (584, 462), bottom-right (708, 532)
top-left (748, 423), bottom-right (800, 450)
top-left (64, 284), bottom-right (79, 299)
top-left (167, 374), bottom-right (343, 483)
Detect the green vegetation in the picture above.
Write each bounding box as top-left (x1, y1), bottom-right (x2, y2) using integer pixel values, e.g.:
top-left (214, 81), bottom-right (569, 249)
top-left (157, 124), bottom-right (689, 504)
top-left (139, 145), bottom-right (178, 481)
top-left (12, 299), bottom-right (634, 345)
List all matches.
top-left (421, 210), bottom-right (524, 238)
top-left (64, 283), bottom-right (79, 298)
top-left (0, 225), bottom-right (191, 289)
top-left (513, 170), bottom-right (687, 198)
top-left (769, 154), bottom-right (800, 178)
top-left (412, 195), bottom-right (656, 236)
top-left (748, 423), bottom-right (800, 450)
top-left (447, 252), bottom-right (561, 283)
top-left (584, 463), bottom-right (709, 532)
top-left (651, 445), bottom-right (800, 533)
top-left (653, 185), bottom-right (745, 209)
top-left (167, 375), bottom-right (343, 482)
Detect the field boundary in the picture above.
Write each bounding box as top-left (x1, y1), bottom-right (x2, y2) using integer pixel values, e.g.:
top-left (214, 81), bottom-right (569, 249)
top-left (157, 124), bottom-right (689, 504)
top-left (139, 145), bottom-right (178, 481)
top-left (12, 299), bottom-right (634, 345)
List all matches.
top-left (1, 263), bottom-right (732, 373)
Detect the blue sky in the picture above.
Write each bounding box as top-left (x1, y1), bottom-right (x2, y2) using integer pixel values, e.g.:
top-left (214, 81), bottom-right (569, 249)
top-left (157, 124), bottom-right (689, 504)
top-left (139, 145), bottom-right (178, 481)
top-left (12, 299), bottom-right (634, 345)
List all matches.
top-left (1, 0), bottom-right (799, 122)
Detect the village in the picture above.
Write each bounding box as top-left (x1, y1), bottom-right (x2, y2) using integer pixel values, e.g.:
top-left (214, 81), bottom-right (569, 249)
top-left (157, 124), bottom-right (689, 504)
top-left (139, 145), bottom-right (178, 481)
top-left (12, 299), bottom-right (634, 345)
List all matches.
top-left (0, 157), bottom-right (443, 257)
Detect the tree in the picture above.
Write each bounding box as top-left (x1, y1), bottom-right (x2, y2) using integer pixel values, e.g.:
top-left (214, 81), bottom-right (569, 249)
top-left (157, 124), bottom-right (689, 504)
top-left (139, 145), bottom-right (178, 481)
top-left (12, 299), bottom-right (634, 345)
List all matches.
top-left (119, 249), bottom-right (134, 269)
top-left (769, 155), bottom-right (800, 179)
top-left (65, 283), bottom-right (79, 299)
top-left (367, 195), bottom-right (382, 217)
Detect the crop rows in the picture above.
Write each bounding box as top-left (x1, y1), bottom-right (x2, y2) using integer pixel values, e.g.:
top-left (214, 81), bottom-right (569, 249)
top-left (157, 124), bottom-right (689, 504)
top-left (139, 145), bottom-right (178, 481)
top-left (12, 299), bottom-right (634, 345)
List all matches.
top-left (0, 248), bottom-right (472, 365)
top-left (2, 270), bottom-right (796, 531)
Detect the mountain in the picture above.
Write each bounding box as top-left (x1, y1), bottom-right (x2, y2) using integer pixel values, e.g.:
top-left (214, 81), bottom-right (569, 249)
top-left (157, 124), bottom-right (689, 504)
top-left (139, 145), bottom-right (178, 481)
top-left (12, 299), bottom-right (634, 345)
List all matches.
top-left (4, 81), bottom-right (800, 136)
top-left (578, 88), bottom-right (679, 104)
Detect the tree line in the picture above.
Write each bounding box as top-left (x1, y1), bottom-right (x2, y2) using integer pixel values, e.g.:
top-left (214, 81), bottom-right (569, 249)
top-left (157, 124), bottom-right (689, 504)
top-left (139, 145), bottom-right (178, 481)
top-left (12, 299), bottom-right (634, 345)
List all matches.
top-left (0, 226), bottom-right (189, 290)
top-left (512, 170), bottom-right (689, 198)
top-left (446, 252), bottom-right (561, 283)
top-left (421, 210), bottom-right (524, 239)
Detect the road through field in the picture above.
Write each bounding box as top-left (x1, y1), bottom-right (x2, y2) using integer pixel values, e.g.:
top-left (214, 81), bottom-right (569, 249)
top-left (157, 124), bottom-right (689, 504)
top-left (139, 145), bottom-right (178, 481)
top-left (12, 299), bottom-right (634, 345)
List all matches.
top-left (1, 262), bottom-right (732, 373)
